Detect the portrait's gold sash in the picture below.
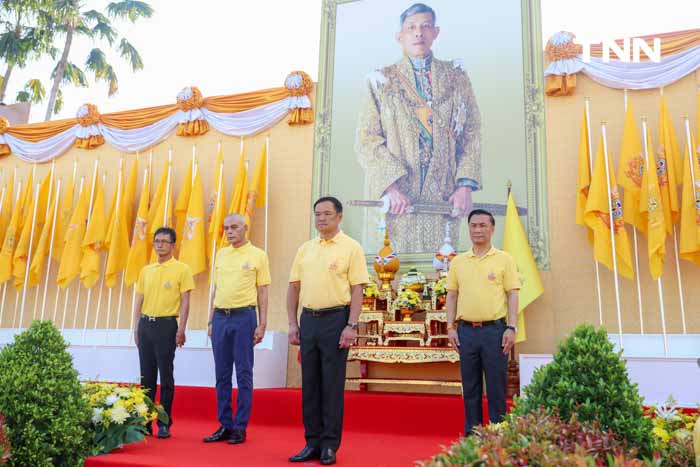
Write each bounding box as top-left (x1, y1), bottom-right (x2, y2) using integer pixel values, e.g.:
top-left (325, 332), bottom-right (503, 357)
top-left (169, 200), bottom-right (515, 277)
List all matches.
top-left (396, 71), bottom-right (433, 137)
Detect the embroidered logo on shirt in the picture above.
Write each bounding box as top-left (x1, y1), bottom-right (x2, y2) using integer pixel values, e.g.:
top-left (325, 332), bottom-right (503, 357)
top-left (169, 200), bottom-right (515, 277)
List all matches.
top-left (242, 261), bottom-right (251, 271)
top-left (329, 259), bottom-right (339, 272)
top-left (164, 280), bottom-right (173, 290)
top-left (488, 272), bottom-right (496, 282)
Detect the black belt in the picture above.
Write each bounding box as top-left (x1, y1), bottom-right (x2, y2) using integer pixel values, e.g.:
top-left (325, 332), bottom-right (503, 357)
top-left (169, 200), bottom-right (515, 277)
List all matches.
top-left (302, 305), bottom-right (350, 317)
top-left (459, 318), bottom-right (506, 328)
top-left (215, 305), bottom-right (255, 316)
top-left (140, 315), bottom-right (177, 322)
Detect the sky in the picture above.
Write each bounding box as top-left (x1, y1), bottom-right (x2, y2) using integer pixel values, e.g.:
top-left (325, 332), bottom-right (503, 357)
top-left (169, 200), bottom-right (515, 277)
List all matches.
top-left (3, 0), bottom-right (699, 123)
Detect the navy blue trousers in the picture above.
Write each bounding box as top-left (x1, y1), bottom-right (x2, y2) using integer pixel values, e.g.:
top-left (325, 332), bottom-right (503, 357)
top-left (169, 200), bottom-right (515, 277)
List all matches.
top-left (211, 307), bottom-right (256, 431)
top-left (458, 320), bottom-right (508, 434)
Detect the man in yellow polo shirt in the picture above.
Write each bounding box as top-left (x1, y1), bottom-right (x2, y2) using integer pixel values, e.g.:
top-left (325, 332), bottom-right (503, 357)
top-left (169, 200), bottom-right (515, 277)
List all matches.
top-left (287, 196), bottom-right (369, 466)
top-left (203, 214), bottom-right (270, 445)
top-left (446, 209), bottom-right (520, 435)
top-left (133, 227), bottom-right (195, 439)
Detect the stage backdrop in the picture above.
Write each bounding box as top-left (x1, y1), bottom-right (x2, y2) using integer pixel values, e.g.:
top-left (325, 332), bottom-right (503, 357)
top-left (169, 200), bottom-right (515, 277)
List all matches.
top-left (313, 0), bottom-right (549, 267)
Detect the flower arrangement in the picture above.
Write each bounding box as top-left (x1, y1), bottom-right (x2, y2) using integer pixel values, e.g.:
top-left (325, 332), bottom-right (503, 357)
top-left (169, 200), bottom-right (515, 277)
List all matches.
top-left (0, 414), bottom-right (9, 464)
top-left (644, 396), bottom-right (698, 465)
top-left (363, 281), bottom-right (380, 298)
top-left (392, 289), bottom-right (421, 310)
top-left (433, 278), bottom-right (448, 297)
top-left (83, 382), bottom-right (168, 454)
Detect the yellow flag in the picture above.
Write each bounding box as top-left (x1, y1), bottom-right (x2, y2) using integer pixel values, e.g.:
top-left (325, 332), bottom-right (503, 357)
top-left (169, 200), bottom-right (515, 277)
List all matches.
top-left (80, 175), bottom-right (106, 288)
top-left (228, 147), bottom-right (249, 216)
top-left (57, 181), bottom-right (89, 289)
top-left (28, 184), bottom-right (59, 287)
top-left (503, 192), bottom-right (544, 343)
top-left (657, 97), bottom-right (681, 232)
top-left (0, 172), bottom-right (15, 249)
top-left (104, 163), bottom-right (123, 251)
top-left (123, 158), bottom-right (138, 233)
top-left (207, 148), bottom-right (226, 266)
top-left (576, 108), bottom-right (593, 243)
top-left (0, 183), bottom-right (22, 284)
top-left (248, 144), bottom-right (267, 211)
top-left (639, 126), bottom-right (666, 279)
top-left (679, 134), bottom-right (700, 266)
top-left (125, 168), bottom-right (151, 286)
top-left (105, 169), bottom-right (131, 288)
top-left (617, 103), bottom-right (645, 231)
top-left (584, 138), bottom-right (634, 279)
top-left (17, 166), bottom-right (34, 233)
top-left (179, 165), bottom-right (206, 276)
top-left (52, 175), bottom-right (75, 263)
top-left (174, 162), bottom-right (193, 251)
top-left (149, 160), bottom-right (172, 235)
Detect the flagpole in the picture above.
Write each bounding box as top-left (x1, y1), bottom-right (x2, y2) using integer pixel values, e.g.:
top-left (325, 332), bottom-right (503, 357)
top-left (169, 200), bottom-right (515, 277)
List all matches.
top-left (642, 118), bottom-right (669, 356)
top-left (33, 161), bottom-right (55, 319)
top-left (127, 167), bottom-right (148, 345)
top-left (623, 90), bottom-right (645, 333)
top-left (40, 179), bottom-right (61, 320)
top-left (164, 149), bottom-right (172, 225)
top-left (54, 160), bottom-right (78, 324)
top-left (100, 163), bottom-right (124, 337)
top-left (264, 136), bottom-right (270, 252)
top-left (206, 142), bottom-right (225, 347)
top-left (18, 182), bottom-right (42, 329)
top-left (0, 181), bottom-right (21, 327)
top-left (585, 98), bottom-right (604, 325)
top-left (80, 159), bottom-right (100, 344)
top-left (601, 123), bottom-right (624, 349)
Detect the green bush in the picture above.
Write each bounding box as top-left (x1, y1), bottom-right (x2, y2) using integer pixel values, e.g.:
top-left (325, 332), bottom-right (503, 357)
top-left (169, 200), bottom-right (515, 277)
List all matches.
top-left (421, 409), bottom-right (643, 466)
top-left (0, 321), bottom-right (92, 466)
top-left (512, 323), bottom-right (654, 458)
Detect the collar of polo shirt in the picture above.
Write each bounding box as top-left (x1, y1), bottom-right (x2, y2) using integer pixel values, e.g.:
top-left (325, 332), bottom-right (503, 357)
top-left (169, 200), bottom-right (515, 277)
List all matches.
top-left (466, 246), bottom-right (496, 258)
top-left (230, 241), bottom-right (251, 251)
top-left (155, 257), bottom-right (177, 267)
top-left (317, 230), bottom-right (344, 244)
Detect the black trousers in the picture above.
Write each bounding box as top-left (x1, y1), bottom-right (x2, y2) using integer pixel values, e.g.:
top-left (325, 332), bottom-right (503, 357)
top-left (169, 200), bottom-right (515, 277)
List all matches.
top-left (299, 308), bottom-right (349, 451)
top-left (457, 319), bottom-right (508, 434)
top-left (137, 316), bottom-right (177, 428)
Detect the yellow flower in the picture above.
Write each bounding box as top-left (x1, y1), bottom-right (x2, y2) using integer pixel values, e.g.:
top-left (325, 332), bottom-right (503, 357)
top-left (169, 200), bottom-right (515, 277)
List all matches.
top-left (653, 426), bottom-right (670, 444)
top-left (110, 405), bottom-right (130, 424)
top-left (135, 402), bottom-right (149, 417)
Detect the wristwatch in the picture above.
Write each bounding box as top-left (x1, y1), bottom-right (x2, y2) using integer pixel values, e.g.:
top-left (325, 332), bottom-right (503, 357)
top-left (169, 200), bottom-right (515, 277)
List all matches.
top-left (505, 325), bottom-right (517, 333)
top-left (346, 323), bottom-right (359, 331)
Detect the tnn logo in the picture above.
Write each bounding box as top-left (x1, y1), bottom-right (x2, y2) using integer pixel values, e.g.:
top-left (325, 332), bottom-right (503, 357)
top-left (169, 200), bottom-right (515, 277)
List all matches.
top-left (581, 38), bottom-right (661, 63)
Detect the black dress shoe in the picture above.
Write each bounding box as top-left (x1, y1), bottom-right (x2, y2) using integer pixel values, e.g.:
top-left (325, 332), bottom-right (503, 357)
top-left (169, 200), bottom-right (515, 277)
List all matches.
top-left (157, 425), bottom-right (171, 439)
top-left (288, 446), bottom-right (321, 462)
top-left (320, 447), bottom-right (336, 465)
top-left (203, 426), bottom-right (232, 443)
top-left (227, 429), bottom-right (246, 445)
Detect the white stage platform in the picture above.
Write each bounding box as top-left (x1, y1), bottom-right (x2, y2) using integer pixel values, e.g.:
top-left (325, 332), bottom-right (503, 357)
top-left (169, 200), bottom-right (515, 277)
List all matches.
top-left (0, 328), bottom-right (289, 388)
top-left (521, 333), bottom-right (700, 407)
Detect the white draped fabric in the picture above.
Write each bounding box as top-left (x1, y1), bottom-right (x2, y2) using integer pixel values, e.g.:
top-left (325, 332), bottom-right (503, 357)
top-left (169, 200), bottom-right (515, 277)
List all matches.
top-left (545, 31), bottom-right (700, 90)
top-left (1, 93), bottom-right (310, 163)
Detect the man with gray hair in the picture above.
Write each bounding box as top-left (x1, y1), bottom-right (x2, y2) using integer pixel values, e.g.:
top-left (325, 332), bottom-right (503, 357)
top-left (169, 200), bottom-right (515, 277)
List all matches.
top-left (355, 2), bottom-right (482, 254)
top-left (203, 214), bottom-right (270, 445)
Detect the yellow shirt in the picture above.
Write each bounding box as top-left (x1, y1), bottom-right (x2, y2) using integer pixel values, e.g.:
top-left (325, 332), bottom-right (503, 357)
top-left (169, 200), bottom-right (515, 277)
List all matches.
top-left (446, 247), bottom-right (520, 322)
top-left (214, 242), bottom-right (271, 308)
top-left (136, 258), bottom-right (196, 317)
top-left (289, 231), bottom-right (370, 309)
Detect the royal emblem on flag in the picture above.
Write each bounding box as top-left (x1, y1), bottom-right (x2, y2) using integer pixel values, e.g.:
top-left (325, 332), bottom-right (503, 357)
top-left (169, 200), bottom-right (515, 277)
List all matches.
top-left (656, 153), bottom-right (669, 186)
top-left (134, 217), bottom-right (147, 240)
top-left (596, 187), bottom-right (624, 233)
top-left (624, 155), bottom-right (644, 188)
top-left (184, 216), bottom-right (200, 240)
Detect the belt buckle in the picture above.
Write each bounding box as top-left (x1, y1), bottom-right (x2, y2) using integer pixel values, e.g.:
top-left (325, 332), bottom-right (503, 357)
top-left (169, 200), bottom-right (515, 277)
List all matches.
top-left (148, 316), bottom-right (156, 322)
top-left (472, 321), bottom-right (483, 328)
top-left (224, 309), bottom-right (232, 316)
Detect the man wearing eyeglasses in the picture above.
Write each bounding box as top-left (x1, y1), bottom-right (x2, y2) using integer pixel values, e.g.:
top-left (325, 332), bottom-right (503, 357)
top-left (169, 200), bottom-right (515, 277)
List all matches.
top-left (133, 226), bottom-right (195, 439)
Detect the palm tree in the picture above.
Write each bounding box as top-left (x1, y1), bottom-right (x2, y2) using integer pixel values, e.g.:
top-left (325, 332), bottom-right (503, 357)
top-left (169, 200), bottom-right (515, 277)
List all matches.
top-left (0, 0), bottom-right (56, 102)
top-left (44, 0), bottom-right (153, 121)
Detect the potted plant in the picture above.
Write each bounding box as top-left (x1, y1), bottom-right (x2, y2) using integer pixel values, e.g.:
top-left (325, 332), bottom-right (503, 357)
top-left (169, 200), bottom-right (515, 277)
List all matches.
top-left (433, 278), bottom-right (448, 310)
top-left (392, 289), bottom-right (422, 321)
top-left (362, 281), bottom-right (380, 310)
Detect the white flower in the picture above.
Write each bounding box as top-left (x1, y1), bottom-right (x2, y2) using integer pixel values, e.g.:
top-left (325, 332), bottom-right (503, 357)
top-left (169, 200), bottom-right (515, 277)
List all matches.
top-left (110, 405), bottom-right (130, 424)
top-left (105, 395), bottom-right (119, 406)
top-left (135, 403), bottom-right (149, 417)
top-left (91, 408), bottom-right (104, 425)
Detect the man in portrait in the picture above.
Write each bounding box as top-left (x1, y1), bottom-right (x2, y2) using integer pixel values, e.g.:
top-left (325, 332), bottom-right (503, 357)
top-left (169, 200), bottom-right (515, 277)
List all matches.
top-left (355, 2), bottom-right (482, 254)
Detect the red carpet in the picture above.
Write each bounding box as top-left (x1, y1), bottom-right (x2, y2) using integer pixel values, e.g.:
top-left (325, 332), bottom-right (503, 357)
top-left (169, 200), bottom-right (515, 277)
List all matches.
top-left (85, 387), bottom-right (499, 467)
